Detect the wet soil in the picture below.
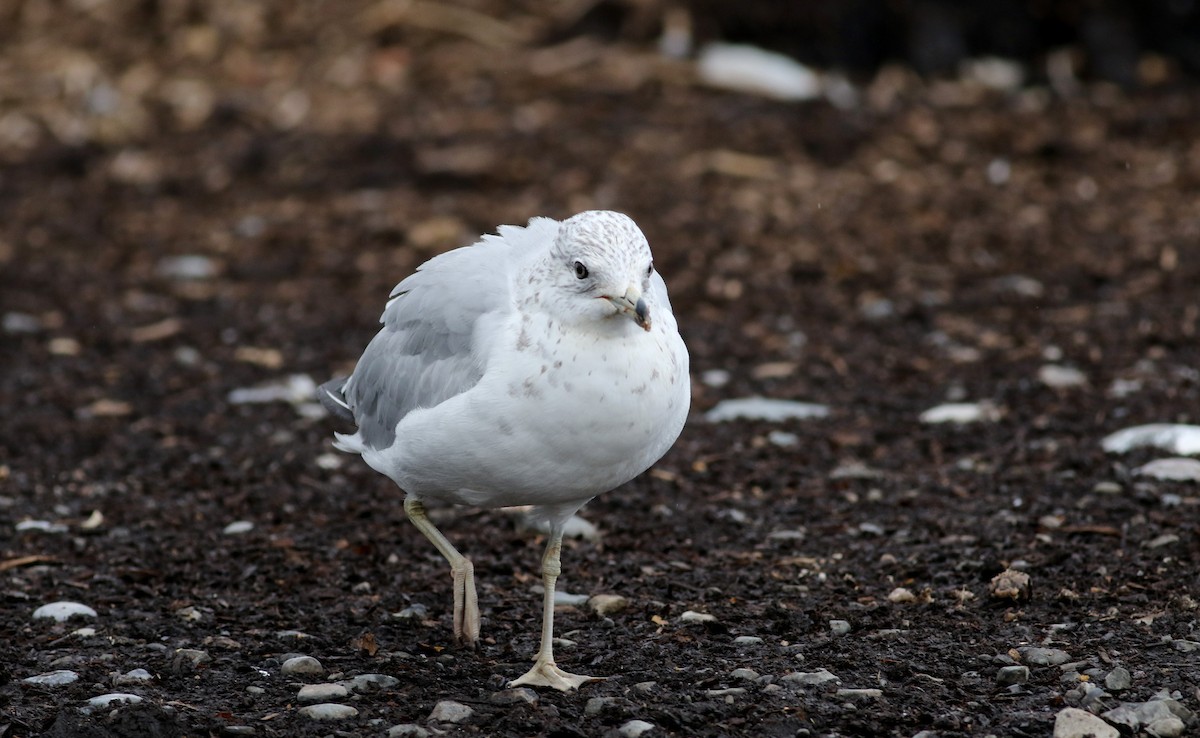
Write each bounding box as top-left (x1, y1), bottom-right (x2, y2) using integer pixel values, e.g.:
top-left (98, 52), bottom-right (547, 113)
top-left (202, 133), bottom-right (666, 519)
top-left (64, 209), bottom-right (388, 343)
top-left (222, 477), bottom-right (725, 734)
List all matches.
top-left (2, 2), bottom-right (1200, 737)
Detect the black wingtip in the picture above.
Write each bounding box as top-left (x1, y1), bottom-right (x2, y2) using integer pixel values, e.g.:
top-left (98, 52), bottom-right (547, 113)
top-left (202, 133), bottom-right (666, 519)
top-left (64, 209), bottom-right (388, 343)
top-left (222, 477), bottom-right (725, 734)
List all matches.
top-left (317, 377), bottom-right (356, 422)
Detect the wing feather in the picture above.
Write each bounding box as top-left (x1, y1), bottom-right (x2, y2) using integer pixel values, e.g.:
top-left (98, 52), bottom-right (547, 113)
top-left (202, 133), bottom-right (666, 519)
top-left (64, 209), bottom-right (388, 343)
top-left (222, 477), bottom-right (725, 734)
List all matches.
top-left (338, 217), bottom-right (559, 450)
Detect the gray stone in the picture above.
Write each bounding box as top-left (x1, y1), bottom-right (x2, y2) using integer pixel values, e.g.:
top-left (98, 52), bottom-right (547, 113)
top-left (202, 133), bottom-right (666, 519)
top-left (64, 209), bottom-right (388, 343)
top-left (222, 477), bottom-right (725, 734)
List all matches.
top-left (298, 703), bottom-right (358, 720)
top-left (733, 636), bottom-right (763, 645)
top-left (996, 665), bottom-right (1029, 686)
top-left (280, 655), bottom-right (324, 676)
top-left (1020, 647), bottom-right (1071, 666)
top-left (1053, 707), bottom-right (1118, 738)
top-left (730, 668), bottom-right (760, 682)
top-left (1146, 717), bottom-right (1186, 738)
top-left (340, 673), bottom-right (400, 692)
top-left (678, 610), bottom-right (716, 624)
top-left (298, 683), bottom-right (348, 702)
top-left (393, 603), bottom-right (428, 620)
top-left (618, 720), bottom-right (655, 738)
top-left (113, 669), bottom-right (153, 687)
top-left (22, 670), bottom-right (79, 686)
top-left (585, 696), bottom-right (618, 716)
top-left (829, 619), bottom-right (851, 636)
top-left (1104, 667), bottom-right (1132, 691)
top-left (705, 688), bottom-right (746, 698)
top-left (175, 649), bottom-right (211, 666)
top-left (428, 700), bottom-right (473, 724)
top-left (490, 687), bottom-right (538, 706)
top-left (223, 727), bottom-right (255, 736)
top-left (388, 725), bottom-right (430, 738)
top-left (781, 668), bottom-right (840, 686)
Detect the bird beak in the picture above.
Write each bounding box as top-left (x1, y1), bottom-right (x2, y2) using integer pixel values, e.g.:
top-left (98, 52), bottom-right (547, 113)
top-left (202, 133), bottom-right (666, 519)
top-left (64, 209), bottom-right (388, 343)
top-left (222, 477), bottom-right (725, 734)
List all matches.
top-left (606, 285), bottom-right (651, 331)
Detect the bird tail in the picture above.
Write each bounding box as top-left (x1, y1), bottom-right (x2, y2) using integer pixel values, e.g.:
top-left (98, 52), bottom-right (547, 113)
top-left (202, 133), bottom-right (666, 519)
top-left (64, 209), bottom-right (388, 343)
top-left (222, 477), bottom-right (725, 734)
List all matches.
top-left (332, 431), bottom-right (367, 455)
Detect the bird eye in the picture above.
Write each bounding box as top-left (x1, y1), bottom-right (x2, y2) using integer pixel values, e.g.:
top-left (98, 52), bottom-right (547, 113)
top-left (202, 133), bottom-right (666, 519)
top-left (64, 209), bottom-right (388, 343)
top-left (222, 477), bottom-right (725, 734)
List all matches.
top-left (573, 261), bottom-right (589, 279)
top-left (646, 262), bottom-right (654, 277)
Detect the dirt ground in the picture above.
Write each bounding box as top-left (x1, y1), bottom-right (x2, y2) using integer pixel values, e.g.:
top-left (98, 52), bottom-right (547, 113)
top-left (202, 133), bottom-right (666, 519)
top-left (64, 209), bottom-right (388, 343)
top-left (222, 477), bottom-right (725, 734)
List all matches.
top-left (2, 2), bottom-right (1199, 737)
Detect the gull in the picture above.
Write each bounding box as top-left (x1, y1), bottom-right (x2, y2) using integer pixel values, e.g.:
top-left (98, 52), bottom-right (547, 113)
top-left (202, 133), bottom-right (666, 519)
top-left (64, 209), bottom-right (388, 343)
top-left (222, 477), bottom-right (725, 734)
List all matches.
top-left (319, 211), bottom-right (690, 690)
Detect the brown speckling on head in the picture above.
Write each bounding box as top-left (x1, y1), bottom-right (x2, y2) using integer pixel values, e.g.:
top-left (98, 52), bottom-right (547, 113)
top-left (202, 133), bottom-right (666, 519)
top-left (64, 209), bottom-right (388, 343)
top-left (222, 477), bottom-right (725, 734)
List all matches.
top-left (553, 211), bottom-right (650, 265)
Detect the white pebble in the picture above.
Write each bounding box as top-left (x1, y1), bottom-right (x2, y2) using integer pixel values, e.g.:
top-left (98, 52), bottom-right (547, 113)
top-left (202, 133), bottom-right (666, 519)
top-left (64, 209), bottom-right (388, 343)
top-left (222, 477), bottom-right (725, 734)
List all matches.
top-left (298, 703), bottom-right (359, 720)
top-left (298, 683), bottom-right (348, 702)
top-left (315, 452), bottom-right (343, 470)
top-left (561, 514), bottom-right (600, 540)
top-left (82, 693), bottom-right (143, 713)
top-left (700, 369), bottom-right (731, 388)
top-left (553, 590), bottom-right (590, 606)
top-left (618, 719), bottom-right (657, 738)
top-left (388, 725), bottom-right (430, 738)
top-left (705, 397), bottom-right (829, 423)
top-left (767, 430), bottom-right (799, 447)
top-left (697, 43), bottom-right (821, 101)
top-left (1038, 365), bottom-right (1088, 389)
top-left (3, 312), bottom-right (42, 333)
top-left (1053, 707), bottom-right (1118, 738)
top-left (830, 620), bottom-right (851, 636)
top-left (72, 627), bottom-right (97, 638)
top-left (837, 688), bottom-right (883, 700)
top-left (887, 587), bottom-right (917, 604)
top-left (1101, 424), bottom-right (1200, 455)
top-left (678, 610), bottom-right (716, 624)
top-left (733, 636), bottom-right (763, 645)
top-left (1134, 458), bottom-right (1200, 482)
top-left (156, 255), bottom-right (217, 280)
top-left (730, 668), bottom-right (760, 681)
top-left (22, 670), bottom-right (79, 686)
top-left (919, 402), bottom-right (1000, 424)
top-left (33, 601), bottom-right (97, 622)
top-left (281, 655), bottom-right (324, 676)
top-left (223, 520), bottom-right (254, 535)
top-left (16, 520), bottom-right (68, 533)
top-left (428, 700), bottom-right (473, 724)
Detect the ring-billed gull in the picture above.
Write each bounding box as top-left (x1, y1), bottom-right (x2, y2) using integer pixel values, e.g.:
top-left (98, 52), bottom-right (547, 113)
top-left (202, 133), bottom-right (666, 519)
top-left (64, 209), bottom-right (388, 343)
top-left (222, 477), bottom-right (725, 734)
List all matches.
top-left (319, 211), bottom-right (690, 690)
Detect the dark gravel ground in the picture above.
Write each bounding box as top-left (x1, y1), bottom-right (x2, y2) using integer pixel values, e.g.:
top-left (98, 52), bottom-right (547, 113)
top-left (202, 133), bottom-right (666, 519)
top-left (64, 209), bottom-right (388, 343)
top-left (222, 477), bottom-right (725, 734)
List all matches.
top-left (2, 2), bottom-right (1200, 737)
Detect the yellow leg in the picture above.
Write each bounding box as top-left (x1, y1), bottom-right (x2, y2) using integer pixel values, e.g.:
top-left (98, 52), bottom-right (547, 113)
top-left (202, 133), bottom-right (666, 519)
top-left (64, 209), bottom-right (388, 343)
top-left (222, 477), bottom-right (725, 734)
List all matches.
top-left (403, 497), bottom-right (480, 646)
top-left (508, 531), bottom-right (603, 691)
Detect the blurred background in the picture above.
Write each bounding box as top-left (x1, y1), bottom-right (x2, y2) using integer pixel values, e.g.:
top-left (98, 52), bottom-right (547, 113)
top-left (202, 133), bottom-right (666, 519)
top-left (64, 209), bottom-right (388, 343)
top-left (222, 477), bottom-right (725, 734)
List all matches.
top-left (2, 2), bottom-right (1200, 736)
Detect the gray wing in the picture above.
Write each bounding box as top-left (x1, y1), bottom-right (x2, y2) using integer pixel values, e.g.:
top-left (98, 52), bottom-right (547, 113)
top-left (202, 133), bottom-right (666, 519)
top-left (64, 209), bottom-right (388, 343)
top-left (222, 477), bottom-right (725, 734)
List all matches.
top-left (332, 217), bottom-right (558, 450)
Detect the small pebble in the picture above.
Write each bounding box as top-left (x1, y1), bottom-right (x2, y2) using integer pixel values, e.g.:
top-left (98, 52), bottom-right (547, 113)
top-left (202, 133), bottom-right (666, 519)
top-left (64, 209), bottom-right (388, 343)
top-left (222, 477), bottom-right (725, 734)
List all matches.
top-left (705, 687), bottom-right (746, 698)
top-left (588, 594), bottom-right (628, 616)
top-left (156, 254), bottom-right (217, 280)
top-left (1053, 707), bottom-right (1118, 738)
top-left (82, 693), bottom-right (143, 713)
top-left (553, 590), bottom-right (590, 606)
top-left (887, 587), bottom-right (917, 604)
top-left (1038, 365), bottom-right (1087, 389)
top-left (1101, 424), bottom-right (1200, 455)
top-left (781, 669), bottom-right (840, 686)
top-left (393, 604), bottom-right (429, 620)
top-left (679, 610), bottom-right (716, 624)
top-left (632, 681), bottom-right (657, 693)
top-left (388, 725), bottom-right (430, 738)
top-left (830, 620), bottom-right (851, 636)
top-left (298, 683), bottom-right (348, 702)
top-left (705, 397), bottom-right (829, 423)
top-left (341, 673), bottom-right (400, 693)
top-left (298, 703), bottom-right (358, 720)
top-left (733, 636), bottom-right (763, 645)
top-left (224, 727), bottom-right (255, 736)
top-left (919, 402), bottom-right (1000, 424)
top-left (175, 649), bottom-right (211, 665)
top-left (1135, 458), bottom-right (1200, 482)
top-left (730, 668), bottom-right (760, 682)
top-left (836, 688), bottom-right (883, 700)
top-left (113, 669), bottom-right (153, 687)
top-left (1104, 667), bottom-right (1132, 691)
top-left (33, 602), bottom-right (97, 622)
top-left (1020, 647), bottom-right (1071, 666)
top-left (16, 520), bottom-right (69, 533)
top-left (22, 670), bottom-right (79, 686)
top-left (767, 430), bottom-right (799, 447)
top-left (281, 655), bottom-right (324, 676)
top-left (490, 687), bottom-right (538, 706)
top-left (561, 514), bottom-right (599, 541)
top-left (997, 665), bottom-right (1030, 686)
top-left (618, 719), bottom-right (656, 738)
top-left (585, 696), bottom-right (618, 716)
top-left (428, 700), bottom-right (473, 724)
top-left (223, 520), bottom-right (254, 535)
